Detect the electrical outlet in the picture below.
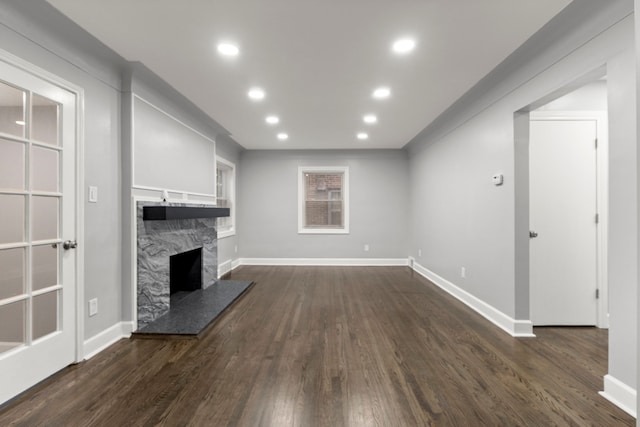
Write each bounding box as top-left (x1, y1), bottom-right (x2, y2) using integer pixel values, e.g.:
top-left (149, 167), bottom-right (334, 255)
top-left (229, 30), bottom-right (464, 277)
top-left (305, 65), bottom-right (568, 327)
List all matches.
top-left (364, 244), bottom-right (369, 252)
top-left (461, 267), bottom-right (466, 278)
top-left (89, 298), bottom-right (98, 317)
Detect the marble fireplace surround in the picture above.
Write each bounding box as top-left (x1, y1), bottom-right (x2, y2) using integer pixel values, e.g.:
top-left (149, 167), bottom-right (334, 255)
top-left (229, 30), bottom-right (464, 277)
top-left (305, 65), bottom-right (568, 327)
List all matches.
top-left (136, 201), bottom-right (229, 329)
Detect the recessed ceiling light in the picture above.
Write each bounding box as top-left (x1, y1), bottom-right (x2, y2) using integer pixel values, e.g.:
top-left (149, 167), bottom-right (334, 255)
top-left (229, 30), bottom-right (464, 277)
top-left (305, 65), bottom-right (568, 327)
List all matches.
top-left (15, 120), bottom-right (25, 126)
top-left (372, 87), bottom-right (390, 99)
top-left (357, 132), bottom-right (369, 140)
top-left (217, 42), bottom-right (239, 57)
top-left (363, 114), bottom-right (377, 124)
top-left (392, 38), bottom-right (416, 54)
top-left (277, 133), bottom-right (289, 140)
top-left (248, 88), bottom-right (265, 100)
top-left (266, 115), bottom-right (279, 125)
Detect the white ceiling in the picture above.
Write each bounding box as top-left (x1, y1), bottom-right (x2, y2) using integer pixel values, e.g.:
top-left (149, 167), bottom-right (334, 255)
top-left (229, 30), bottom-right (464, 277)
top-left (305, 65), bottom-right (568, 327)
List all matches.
top-left (46, 0), bottom-right (571, 150)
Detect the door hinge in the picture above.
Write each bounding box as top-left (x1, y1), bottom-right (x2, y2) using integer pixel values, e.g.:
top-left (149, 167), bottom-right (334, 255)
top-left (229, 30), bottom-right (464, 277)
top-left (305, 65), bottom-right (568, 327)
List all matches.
top-left (595, 213), bottom-right (599, 224)
top-left (596, 289), bottom-right (600, 299)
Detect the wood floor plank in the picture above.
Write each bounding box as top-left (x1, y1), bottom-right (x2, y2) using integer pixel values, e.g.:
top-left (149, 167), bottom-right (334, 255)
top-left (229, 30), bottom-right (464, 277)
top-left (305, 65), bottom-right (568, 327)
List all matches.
top-left (0, 266), bottom-right (634, 426)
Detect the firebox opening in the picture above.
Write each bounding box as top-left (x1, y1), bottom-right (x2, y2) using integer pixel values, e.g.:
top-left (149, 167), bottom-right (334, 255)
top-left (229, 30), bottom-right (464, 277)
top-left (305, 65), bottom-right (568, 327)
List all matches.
top-left (170, 247), bottom-right (203, 295)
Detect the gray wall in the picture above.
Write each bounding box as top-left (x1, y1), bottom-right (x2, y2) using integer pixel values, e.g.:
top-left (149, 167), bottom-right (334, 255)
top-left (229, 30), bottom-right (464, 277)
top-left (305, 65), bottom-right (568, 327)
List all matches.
top-left (407, 0), bottom-right (636, 391)
top-left (607, 45), bottom-right (638, 391)
top-left (536, 80), bottom-right (607, 111)
top-left (238, 150), bottom-right (409, 260)
top-left (0, 1), bottom-right (123, 339)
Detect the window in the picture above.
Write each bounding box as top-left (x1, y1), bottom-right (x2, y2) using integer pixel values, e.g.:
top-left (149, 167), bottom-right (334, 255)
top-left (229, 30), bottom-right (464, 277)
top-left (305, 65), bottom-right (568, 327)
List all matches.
top-left (216, 157), bottom-right (235, 238)
top-left (298, 166), bottom-right (349, 234)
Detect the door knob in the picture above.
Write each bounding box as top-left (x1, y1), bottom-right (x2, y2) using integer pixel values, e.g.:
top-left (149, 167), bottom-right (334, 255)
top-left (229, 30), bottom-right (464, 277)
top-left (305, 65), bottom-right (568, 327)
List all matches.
top-left (63, 240), bottom-right (78, 250)
top-left (529, 231), bottom-right (538, 238)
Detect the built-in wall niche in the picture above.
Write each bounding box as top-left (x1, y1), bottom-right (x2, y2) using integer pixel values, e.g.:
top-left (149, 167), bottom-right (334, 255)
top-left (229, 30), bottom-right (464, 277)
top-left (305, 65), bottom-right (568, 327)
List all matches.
top-left (132, 95), bottom-right (215, 197)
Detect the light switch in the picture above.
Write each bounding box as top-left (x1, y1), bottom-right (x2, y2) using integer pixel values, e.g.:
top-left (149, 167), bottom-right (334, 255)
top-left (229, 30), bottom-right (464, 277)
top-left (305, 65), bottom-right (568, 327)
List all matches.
top-left (89, 186), bottom-right (98, 203)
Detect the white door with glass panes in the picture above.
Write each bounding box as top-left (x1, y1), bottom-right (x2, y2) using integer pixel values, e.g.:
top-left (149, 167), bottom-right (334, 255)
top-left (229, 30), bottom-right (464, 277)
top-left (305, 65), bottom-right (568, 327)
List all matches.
top-left (0, 57), bottom-right (78, 405)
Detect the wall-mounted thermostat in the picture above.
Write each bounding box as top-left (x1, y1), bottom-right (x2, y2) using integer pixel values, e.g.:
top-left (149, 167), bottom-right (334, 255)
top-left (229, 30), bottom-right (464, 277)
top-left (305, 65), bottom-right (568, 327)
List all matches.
top-left (492, 174), bottom-right (504, 186)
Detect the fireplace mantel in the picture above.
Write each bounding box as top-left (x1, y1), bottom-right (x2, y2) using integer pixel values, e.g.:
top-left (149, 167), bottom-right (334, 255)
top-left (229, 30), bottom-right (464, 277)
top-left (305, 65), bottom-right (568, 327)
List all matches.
top-left (143, 206), bottom-right (230, 221)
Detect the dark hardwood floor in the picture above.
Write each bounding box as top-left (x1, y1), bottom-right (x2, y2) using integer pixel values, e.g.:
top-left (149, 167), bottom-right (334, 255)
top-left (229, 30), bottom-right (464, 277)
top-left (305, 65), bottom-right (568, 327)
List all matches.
top-left (0, 266), bottom-right (633, 426)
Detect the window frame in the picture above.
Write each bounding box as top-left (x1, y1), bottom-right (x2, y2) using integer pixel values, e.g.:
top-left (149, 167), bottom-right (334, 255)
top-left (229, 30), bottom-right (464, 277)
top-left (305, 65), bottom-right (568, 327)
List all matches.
top-left (216, 156), bottom-right (236, 238)
top-left (297, 166), bottom-right (350, 234)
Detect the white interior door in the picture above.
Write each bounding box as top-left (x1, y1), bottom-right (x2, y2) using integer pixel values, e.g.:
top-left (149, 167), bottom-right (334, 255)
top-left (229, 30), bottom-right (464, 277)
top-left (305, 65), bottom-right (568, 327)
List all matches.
top-left (0, 58), bottom-right (77, 405)
top-left (530, 119), bottom-right (598, 325)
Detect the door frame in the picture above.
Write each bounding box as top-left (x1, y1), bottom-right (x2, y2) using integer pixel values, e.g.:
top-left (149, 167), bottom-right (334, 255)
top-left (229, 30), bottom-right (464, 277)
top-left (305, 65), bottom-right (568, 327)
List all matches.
top-left (0, 48), bottom-right (85, 361)
top-left (529, 111), bottom-right (609, 328)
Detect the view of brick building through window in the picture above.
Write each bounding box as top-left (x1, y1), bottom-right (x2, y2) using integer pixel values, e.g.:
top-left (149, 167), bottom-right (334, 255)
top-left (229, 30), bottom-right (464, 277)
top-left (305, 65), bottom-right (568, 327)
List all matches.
top-left (304, 172), bottom-right (344, 228)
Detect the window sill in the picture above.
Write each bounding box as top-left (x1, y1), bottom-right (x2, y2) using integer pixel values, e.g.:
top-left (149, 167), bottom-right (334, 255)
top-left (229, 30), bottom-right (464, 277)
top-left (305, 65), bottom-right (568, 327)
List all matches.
top-left (218, 229), bottom-right (236, 239)
top-left (298, 228), bottom-right (350, 235)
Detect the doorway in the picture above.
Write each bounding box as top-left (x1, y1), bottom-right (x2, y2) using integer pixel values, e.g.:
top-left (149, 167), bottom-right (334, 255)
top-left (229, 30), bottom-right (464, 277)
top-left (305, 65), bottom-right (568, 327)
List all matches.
top-left (526, 78), bottom-right (608, 327)
top-left (0, 53), bottom-right (80, 405)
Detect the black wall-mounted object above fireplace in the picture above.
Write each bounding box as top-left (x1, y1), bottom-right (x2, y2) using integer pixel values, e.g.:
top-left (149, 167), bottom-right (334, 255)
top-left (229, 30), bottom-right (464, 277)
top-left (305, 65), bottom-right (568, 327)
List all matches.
top-left (143, 206), bottom-right (230, 221)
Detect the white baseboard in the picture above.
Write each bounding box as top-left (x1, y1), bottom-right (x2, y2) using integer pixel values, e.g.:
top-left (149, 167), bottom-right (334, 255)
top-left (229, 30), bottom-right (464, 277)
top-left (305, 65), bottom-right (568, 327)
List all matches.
top-left (218, 258), bottom-right (242, 277)
top-left (238, 258), bottom-right (410, 267)
top-left (412, 261), bottom-right (534, 337)
top-left (83, 321), bottom-right (134, 360)
top-left (599, 374), bottom-right (637, 418)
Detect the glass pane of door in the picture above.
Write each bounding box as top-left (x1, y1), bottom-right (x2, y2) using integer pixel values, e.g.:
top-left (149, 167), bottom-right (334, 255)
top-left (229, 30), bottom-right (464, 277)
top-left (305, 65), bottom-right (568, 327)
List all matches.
top-left (32, 244), bottom-right (58, 291)
top-left (0, 248), bottom-right (25, 299)
top-left (0, 81), bottom-right (25, 138)
top-left (0, 138), bottom-right (25, 190)
top-left (31, 94), bottom-right (59, 146)
top-left (33, 291), bottom-right (58, 340)
top-left (32, 196), bottom-right (59, 242)
top-left (0, 300), bottom-right (26, 352)
top-left (31, 146), bottom-right (59, 193)
top-left (0, 194), bottom-right (25, 244)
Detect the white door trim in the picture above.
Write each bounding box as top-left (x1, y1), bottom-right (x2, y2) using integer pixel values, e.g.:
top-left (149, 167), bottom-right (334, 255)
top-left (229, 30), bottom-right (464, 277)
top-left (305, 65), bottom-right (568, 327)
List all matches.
top-left (0, 48), bottom-right (86, 360)
top-left (530, 110), bottom-right (609, 328)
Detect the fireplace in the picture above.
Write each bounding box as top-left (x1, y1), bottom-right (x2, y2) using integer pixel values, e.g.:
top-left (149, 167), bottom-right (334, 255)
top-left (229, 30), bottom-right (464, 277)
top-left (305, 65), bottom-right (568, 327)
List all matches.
top-left (136, 201), bottom-right (229, 329)
top-left (170, 247), bottom-right (203, 295)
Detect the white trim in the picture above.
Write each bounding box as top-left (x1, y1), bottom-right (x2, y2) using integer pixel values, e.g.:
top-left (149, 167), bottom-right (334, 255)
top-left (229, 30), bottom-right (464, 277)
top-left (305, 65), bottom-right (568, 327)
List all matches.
top-left (599, 374), bottom-right (637, 418)
top-left (412, 261), bottom-right (535, 337)
top-left (82, 322), bottom-right (134, 360)
top-left (239, 258), bottom-right (409, 267)
top-left (218, 258), bottom-right (241, 277)
top-left (130, 195), bottom-right (142, 331)
top-left (218, 230), bottom-right (236, 239)
top-left (132, 184), bottom-right (216, 200)
top-left (298, 166), bottom-right (350, 234)
top-left (530, 111), bottom-right (609, 328)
